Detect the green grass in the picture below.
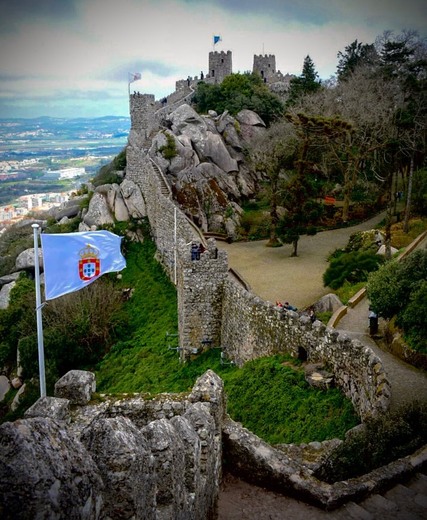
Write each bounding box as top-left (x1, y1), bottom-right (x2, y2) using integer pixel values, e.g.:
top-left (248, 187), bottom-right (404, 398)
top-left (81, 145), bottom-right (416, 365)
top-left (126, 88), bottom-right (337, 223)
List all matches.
top-left (96, 237), bottom-right (359, 444)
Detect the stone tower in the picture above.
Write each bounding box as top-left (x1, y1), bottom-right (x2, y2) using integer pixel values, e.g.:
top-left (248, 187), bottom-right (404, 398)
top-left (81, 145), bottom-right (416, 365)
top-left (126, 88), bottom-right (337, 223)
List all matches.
top-left (208, 51), bottom-right (232, 84)
top-left (253, 54), bottom-right (276, 83)
top-left (129, 93), bottom-right (157, 148)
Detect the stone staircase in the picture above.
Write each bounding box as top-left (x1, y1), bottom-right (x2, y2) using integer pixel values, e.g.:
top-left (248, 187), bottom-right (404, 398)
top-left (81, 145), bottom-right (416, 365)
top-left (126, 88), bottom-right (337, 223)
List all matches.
top-left (336, 472), bottom-right (427, 519)
top-left (150, 160), bottom-right (172, 198)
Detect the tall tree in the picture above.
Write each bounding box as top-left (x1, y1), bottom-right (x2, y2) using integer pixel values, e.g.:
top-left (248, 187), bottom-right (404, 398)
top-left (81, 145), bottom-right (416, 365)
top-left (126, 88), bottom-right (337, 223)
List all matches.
top-left (336, 40), bottom-right (378, 81)
top-left (251, 121), bottom-right (298, 246)
top-left (286, 55), bottom-right (321, 106)
top-left (291, 66), bottom-right (400, 223)
top-left (276, 113), bottom-right (325, 256)
top-left (377, 31), bottom-right (427, 232)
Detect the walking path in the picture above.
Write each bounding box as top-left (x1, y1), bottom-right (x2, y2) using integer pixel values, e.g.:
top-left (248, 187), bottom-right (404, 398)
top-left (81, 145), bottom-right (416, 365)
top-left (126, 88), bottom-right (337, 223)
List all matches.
top-left (337, 297), bottom-right (427, 411)
top-left (218, 214), bottom-right (427, 411)
top-left (336, 233), bottom-right (427, 411)
top-left (218, 212), bottom-right (387, 310)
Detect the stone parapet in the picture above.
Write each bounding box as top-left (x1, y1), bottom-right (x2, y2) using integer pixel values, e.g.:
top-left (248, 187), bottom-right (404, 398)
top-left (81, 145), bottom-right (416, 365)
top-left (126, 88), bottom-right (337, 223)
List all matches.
top-left (0, 371), bottom-right (223, 519)
top-left (223, 417), bottom-right (427, 510)
top-left (221, 276), bottom-right (391, 419)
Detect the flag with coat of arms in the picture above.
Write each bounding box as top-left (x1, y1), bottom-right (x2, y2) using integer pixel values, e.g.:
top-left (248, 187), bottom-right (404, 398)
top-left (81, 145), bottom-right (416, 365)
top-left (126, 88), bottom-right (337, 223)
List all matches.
top-left (41, 230), bottom-right (126, 300)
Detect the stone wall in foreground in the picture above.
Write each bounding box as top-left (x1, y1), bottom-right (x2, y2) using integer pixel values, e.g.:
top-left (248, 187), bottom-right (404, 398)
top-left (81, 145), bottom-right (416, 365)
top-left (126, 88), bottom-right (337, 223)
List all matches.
top-left (0, 370), bottom-right (224, 520)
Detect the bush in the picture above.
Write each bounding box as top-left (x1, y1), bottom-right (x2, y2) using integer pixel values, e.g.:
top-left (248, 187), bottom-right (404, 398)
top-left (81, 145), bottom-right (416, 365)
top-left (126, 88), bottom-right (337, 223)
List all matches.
top-left (237, 211), bottom-right (270, 240)
top-left (398, 280), bottom-right (427, 354)
top-left (323, 251), bottom-right (384, 290)
top-left (158, 132), bottom-right (178, 160)
top-left (314, 402), bottom-right (427, 483)
top-left (367, 249), bottom-right (427, 319)
top-left (0, 224), bottom-right (34, 277)
top-left (92, 148), bottom-right (126, 187)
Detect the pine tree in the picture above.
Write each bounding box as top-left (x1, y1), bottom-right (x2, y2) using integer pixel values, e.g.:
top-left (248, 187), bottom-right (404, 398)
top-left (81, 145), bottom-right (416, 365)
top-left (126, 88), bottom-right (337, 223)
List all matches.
top-left (286, 55), bottom-right (321, 106)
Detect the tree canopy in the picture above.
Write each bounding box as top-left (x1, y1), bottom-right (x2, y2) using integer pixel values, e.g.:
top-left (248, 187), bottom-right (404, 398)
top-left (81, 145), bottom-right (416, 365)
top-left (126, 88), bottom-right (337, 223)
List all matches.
top-left (367, 250), bottom-right (427, 353)
top-left (192, 72), bottom-right (284, 125)
top-left (286, 55), bottom-right (322, 106)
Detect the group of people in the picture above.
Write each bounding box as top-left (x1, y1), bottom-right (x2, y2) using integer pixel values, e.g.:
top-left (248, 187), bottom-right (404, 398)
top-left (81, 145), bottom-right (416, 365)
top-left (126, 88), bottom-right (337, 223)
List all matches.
top-left (275, 301), bottom-right (318, 323)
top-left (275, 301), bottom-right (298, 312)
top-left (191, 242), bottom-right (206, 261)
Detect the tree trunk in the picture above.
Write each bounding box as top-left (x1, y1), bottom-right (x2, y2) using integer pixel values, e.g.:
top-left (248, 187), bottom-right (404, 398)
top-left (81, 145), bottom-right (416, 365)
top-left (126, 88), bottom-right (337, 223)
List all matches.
top-left (267, 188), bottom-right (282, 247)
top-left (291, 238), bottom-right (299, 257)
top-left (403, 155), bottom-right (414, 233)
top-left (384, 173), bottom-right (394, 260)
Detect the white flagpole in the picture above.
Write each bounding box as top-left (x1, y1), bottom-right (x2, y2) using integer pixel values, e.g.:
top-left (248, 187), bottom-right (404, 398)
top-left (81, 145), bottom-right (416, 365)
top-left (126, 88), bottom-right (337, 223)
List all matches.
top-left (174, 206), bottom-right (177, 285)
top-left (32, 224), bottom-right (46, 397)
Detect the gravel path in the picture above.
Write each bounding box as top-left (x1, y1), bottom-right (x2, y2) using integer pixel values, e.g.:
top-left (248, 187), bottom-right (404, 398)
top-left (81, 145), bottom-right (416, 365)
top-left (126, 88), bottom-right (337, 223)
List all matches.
top-left (218, 212), bottom-right (387, 310)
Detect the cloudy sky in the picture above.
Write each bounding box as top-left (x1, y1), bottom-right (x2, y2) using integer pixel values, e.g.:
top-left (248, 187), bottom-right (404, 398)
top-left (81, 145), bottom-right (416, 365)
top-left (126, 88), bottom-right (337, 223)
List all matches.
top-left (1, 0), bottom-right (426, 119)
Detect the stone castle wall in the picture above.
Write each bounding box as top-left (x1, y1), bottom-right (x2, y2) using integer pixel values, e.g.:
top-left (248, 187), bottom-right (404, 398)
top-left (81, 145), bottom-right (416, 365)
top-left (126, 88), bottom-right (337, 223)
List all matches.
top-left (127, 100), bottom-right (391, 419)
top-left (126, 145), bottom-right (227, 354)
top-left (221, 277), bottom-right (390, 419)
top-left (0, 370), bottom-right (224, 519)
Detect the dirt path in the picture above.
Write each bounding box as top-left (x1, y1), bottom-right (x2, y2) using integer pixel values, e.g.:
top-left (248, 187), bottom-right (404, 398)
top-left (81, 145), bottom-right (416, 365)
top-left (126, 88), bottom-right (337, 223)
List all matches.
top-left (218, 213), bottom-right (386, 310)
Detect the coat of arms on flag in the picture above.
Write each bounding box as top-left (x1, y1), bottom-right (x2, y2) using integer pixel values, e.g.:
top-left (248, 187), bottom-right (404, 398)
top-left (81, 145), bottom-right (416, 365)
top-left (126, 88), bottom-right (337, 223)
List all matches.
top-left (78, 244), bottom-right (101, 281)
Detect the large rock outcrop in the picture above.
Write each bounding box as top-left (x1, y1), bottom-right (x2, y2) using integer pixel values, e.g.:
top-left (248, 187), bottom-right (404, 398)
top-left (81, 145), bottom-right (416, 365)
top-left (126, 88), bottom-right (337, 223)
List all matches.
top-left (148, 104), bottom-right (266, 236)
top-left (79, 180), bottom-right (147, 230)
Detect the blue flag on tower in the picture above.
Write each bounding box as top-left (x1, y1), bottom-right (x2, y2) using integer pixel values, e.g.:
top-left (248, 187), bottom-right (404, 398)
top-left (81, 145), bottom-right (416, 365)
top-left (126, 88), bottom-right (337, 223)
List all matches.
top-left (41, 230), bottom-right (126, 300)
top-left (213, 35), bottom-right (222, 45)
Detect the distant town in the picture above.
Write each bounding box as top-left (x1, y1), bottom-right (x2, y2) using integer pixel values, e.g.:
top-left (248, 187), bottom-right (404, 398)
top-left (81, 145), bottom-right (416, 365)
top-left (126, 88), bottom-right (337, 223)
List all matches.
top-left (0, 189), bottom-right (75, 227)
top-left (0, 116), bottom-right (130, 225)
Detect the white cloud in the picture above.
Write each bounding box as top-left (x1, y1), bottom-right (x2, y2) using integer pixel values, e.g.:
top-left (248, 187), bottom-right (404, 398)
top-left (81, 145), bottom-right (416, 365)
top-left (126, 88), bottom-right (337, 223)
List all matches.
top-left (1, 0), bottom-right (425, 117)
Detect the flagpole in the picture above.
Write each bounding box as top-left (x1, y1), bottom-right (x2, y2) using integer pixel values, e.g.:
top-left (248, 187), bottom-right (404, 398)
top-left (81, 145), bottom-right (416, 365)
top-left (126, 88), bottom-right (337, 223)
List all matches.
top-left (32, 224), bottom-right (46, 398)
top-left (174, 206), bottom-right (177, 285)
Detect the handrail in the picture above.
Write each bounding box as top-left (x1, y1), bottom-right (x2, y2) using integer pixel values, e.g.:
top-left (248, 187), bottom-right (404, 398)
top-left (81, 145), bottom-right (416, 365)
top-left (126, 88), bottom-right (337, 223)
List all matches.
top-left (228, 267), bottom-right (251, 291)
top-left (148, 157), bottom-right (172, 199)
top-left (147, 157), bottom-right (207, 248)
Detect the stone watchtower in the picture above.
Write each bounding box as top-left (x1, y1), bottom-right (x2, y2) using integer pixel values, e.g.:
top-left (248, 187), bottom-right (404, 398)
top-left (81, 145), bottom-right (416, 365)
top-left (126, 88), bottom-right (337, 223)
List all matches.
top-left (129, 93), bottom-right (158, 148)
top-left (253, 54), bottom-right (276, 83)
top-left (208, 51), bottom-right (232, 84)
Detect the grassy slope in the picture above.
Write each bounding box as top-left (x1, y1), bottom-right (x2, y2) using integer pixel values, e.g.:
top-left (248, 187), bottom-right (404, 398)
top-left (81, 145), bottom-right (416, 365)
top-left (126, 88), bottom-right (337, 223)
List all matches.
top-left (96, 237), bottom-right (358, 444)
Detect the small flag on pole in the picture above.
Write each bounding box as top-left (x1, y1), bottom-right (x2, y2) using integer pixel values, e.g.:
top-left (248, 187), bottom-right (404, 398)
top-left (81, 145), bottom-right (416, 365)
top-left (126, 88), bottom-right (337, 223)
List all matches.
top-left (41, 230), bottom-right (126, 300)
top-left (213, 35), bottom-right (222, 45)
top-left (129, 72), bottom-right (141, 83)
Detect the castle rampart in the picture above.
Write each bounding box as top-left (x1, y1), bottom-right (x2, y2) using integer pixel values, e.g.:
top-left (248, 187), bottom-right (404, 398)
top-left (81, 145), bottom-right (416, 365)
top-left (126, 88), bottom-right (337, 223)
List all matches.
top-left (221, 277), bottom-right (390, 419)
top-left (127, 98), bottom-right (391, 418)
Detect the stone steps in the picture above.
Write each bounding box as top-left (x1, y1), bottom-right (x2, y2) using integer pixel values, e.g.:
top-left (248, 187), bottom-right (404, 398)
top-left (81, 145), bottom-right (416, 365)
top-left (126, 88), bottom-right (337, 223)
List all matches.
top-left (342, 473), bottom-right (427, 520)
top-left (151, 162), bottom-right (171, 198)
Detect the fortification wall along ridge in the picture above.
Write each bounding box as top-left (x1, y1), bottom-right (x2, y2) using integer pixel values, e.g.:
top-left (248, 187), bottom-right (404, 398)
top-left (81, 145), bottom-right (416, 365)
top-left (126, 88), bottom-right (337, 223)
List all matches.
top-left (127, 122), bottom-right (390, 418)
top-left (221, 278), bottom-right (390, 418)
top-left (127, 53), bottom-right (391, 419)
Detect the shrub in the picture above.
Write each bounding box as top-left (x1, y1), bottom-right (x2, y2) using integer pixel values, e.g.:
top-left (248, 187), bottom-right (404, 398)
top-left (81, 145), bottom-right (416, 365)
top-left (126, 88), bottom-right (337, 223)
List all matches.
top-left (0, 224), bottom-right (34, 277)
top-left (398, 280), bottom-right (427, 354)
top-left (92, 148), bottom-right (126, 187)
top-left (367, 249), bottom-right (427, 319)
top-left (314, 402), bottom-right (427, 483)
top-left (158, 132), bottom-right (178, 160)
top-left (323, 251), bottom-right (384, 290)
